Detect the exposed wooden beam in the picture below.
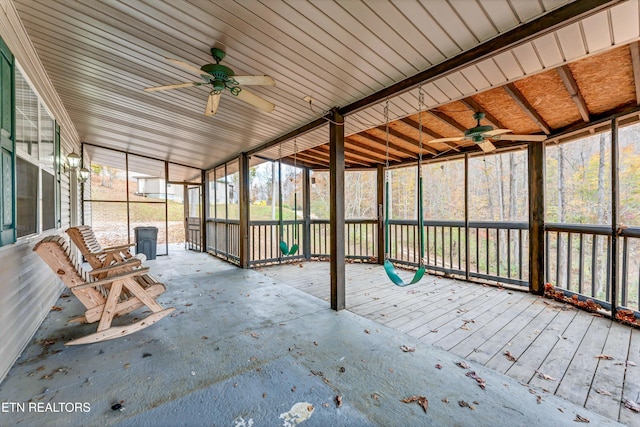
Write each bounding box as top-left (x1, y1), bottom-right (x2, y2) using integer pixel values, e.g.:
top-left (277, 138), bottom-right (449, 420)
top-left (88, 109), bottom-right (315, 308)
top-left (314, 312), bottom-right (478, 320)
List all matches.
top-left (311, 147), bottom-right (370, 168)
top-left (503, 83), bottom-right (552, 134)
top-left (375, 125), bottom-right (439, 155)
top-left (428, 110), bottom-right (468, 133)
top-left (399, 117), bottom-right (444, 139)
top-left (557, 65), bottom-right (589, 122)
top-left (630, 42), bottom-right (640, 105)
top-left (342, 144), bottom-right (386, 164)
top-left (458, 98), bottom-right (506, 129)
top-left (345, 139), bottom-right (402, 162)
top-left (294, 152), bottom-right (330, 168)
top-left (358, 132), bottom-right (419, 159)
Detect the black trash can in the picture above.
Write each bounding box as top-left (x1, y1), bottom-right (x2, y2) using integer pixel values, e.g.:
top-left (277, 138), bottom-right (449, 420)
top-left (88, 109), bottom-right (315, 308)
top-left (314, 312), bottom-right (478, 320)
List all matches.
top-left (135, 226), bottom-right (158, 260)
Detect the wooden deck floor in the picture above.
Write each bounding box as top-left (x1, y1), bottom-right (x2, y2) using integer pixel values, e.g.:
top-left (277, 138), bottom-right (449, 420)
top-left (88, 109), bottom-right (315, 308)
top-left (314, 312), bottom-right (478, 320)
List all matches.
top-left (259, 261), bottom-right (640, 426)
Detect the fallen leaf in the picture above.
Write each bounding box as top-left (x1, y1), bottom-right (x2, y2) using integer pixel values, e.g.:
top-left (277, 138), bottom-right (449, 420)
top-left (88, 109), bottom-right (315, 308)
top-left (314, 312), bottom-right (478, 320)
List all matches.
top-left (595, 354), bottom-right (614, 360)
top-left (536, 395), bottom-right (542, 404)
top-left (291, 386), bottom-right (296, 392)
top-left (339, 367), bottom-right (346, 373)
top-left (456, 361), bottom-right (471, 369)
top-left (313, 341), bottom-right (318, 346)
top-left (458, 400), bottom-right (474, 410)
top-left (371, 393), bottom-right (379, 400)
top-left (574, 414), bottom-right (590, 423)
top-left (322, 403), bottom-right (330, 408)
top-left (250, 332), bottom-right (259, 339)
top-left (466, 371), bottom-right (486, 390)
top-left (335, 395), bottom-right (342, 407)
top-left (460, 326), bottom-right (470, 330)
top-left (430, 329), bottom-right (438, 333)
top-left (441, 397), bottom-right (449, 403)
top-left (400, 345), bottom-right (415, 353)
top-left (262, 393), bottom-right (267, 398)
top-left (504, 351), bottom-right (516, 362)
top-left (402, 396), bottom-right (419, 403)
top-left (310, 370), bottom-right (323, 377)
top-left (624, 398), bottom-right (640, 412)
top-left (595, 389), bottom-right (611, 396)
top-left (537, 372), bottom-right (556, 381)
top-left (435, 364), bottom-right (442, 369)
top-left (50, 306), bottom-right (63, 311)
top-left (417, 396), bottom-right (428, 413)
top-left (364, 329), bottom-right (370, 334)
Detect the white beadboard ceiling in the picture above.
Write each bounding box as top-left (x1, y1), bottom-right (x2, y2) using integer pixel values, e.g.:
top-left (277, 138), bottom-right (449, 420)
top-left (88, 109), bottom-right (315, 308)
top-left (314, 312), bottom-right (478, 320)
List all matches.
top-left (7, 0), bottom-right (637, 170)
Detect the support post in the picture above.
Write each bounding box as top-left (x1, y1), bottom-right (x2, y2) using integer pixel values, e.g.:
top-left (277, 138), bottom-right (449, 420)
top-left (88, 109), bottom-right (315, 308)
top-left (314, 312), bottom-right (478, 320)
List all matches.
top-left (201, 168), bottom-right (208, 253)
top-left (377, 164), bottom-right (385, 265)
top-left (303, 167), bottom-right (311, 261)
top-left (611, 118), bottom-right (619, 318)
top-left (239, 152), bottom-right (250, 268)
top-left (464, 153), bottom-right (470, 281)
top-left (528, 141), bottom-right (545, 295)
top-left (330, 108), bottom-right (345, 311)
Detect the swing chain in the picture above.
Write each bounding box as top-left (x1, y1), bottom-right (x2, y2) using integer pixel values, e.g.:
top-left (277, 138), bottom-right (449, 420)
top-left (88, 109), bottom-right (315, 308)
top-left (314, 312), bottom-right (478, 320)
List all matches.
top-left (384, 100), bottom-right (390, 171)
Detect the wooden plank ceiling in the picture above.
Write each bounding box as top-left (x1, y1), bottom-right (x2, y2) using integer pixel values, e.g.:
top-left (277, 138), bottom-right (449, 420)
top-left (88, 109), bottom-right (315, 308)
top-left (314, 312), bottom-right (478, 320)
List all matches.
top-left (9, 0), bottom-right (640, 171)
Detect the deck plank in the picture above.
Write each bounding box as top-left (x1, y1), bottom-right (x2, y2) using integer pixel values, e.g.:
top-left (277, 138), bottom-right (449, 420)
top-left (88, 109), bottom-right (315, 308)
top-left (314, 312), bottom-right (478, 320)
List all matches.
top-left (620, 328), bottom-right (640, 426)
top-left (555, 318), bottom-right (611, 408)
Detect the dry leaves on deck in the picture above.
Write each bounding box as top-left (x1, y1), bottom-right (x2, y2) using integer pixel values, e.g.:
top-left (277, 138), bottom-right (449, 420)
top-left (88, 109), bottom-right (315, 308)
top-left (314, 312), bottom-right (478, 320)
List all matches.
top-left (574, 414), bottom-right (590, 423)
top-left (536, 372), bottom-right (556, 381)
top-left (595, 389), bottom-right (612, 396)
top-left (401, 395), bottom-right (428, 413)
top-left (400, 345), bottom-right (415, 353)
top-left (594, 354), bottom-right (614, 360)
top-left (465, 371), bottom-right (486, 390)
top-left (623, 398), bottom-right (640, 413)
top-left (456, 361), bottom-right (471, 369)
top-left (504, 351), bottom-right (516, 362)
top-left (335, 395), bottom-right (342, 408)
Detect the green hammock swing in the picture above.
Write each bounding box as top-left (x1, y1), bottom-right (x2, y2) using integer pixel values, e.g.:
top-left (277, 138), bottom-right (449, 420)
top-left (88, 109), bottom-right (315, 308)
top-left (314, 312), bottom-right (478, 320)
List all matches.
top-left (382, 95), bottom-right (426, 287)
top-left (279, 142), bottom-right (299, 256)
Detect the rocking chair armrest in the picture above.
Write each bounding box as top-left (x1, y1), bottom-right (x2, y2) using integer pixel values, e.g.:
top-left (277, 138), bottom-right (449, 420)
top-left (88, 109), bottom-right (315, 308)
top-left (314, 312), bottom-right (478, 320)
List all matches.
top-left (101, 243), bottom-right (136, 253)
top-left (70, 267), bottom-right (151, 291)
top-left (88, 258), bottom-right (142, 276)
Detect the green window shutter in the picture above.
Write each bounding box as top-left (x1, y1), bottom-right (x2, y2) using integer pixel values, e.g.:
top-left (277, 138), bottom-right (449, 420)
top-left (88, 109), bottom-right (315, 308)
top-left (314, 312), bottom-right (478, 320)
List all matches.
top-left (0, 37), bottom-right (15, 246)
top-left (55, 123), bottom-right (61, 228)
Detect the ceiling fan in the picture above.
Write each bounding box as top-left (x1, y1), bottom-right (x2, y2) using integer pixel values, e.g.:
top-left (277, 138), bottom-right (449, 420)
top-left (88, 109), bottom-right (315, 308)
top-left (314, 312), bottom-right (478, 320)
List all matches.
top-left (428, 112), bottom-right (547, 152)
top-left (144, 48), bottom-right (276, 116)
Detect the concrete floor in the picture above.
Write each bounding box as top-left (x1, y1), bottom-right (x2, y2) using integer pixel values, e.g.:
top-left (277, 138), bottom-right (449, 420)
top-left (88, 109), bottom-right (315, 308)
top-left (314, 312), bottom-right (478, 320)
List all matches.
top-left (0, 248), bottom-right (625, 426)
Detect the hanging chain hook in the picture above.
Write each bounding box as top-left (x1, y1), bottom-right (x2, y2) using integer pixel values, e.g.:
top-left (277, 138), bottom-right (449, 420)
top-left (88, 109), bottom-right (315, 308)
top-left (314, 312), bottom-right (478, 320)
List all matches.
top-left (384, 99), bottom-right (390, 171)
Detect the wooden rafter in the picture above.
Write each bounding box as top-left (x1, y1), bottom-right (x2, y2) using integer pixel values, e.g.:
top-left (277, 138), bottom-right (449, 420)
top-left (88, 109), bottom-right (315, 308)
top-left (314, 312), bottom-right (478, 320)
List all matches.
top-left (374, 125), bottom-right (439, 155)
top-left (345, 139), bottom-right (401, 162)
top-left (458, 98), bottom-right (506, 129)
top-left (400, 117), bottom-right (461, 152)
top-left (428, 110), bottom-right (468, 133)
top-left (557, 65), bottom-right (589, 122)
top-left (310, 146), bottom-right (370, 167)
top-left (503, 83), bottom-right (552, 134)
top-left (358, 132), bottom-right (419, 159)
top-left (630, 42), bottom-right (640, 106)
top-left (294, 152), bottom-right (330, 168)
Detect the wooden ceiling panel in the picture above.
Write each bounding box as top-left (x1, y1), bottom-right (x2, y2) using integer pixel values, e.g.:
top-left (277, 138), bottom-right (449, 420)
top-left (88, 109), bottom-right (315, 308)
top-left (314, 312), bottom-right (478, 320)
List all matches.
top-left (406, 111), bottom-right (465, 139)
top-left (569, 45), bottom-right (636, 115)
top-left (471, 88), bottom-right (541, 135)
top-left (512, 69), bottom-right (582, 129)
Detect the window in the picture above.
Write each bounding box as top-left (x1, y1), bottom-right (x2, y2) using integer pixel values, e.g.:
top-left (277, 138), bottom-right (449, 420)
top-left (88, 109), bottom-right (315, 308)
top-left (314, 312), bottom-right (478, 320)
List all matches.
top-left (14, 66), bottom-right (60, 238)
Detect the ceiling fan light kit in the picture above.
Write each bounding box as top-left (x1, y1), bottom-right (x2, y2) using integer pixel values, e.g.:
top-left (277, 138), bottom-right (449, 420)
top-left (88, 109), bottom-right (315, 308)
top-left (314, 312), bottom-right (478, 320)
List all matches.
top-left (144, 47), bottom-right (275, 116)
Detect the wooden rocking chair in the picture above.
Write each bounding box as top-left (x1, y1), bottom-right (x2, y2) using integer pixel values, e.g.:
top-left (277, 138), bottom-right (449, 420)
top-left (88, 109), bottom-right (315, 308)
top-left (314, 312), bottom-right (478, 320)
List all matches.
top-left (66, 225), bottom-right (147, 271)
top-left (34, 235), bottom-right (174, 345)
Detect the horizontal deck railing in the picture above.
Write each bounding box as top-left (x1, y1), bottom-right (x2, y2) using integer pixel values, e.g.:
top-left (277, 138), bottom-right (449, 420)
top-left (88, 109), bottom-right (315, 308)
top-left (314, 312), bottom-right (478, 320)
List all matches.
top-left (545, 223), bottom-right (640, 312)
top-left (206, 214), bottom-right (640, 314)
top-left (388, 220), bottom-right (528, 287)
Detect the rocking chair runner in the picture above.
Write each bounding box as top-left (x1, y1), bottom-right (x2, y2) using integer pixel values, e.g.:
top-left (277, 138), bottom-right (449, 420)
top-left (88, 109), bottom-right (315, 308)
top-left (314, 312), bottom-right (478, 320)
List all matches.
top-left (34, 235), bottom-right (174, 345)
top-left (66, 225), bottom-right (147, 271)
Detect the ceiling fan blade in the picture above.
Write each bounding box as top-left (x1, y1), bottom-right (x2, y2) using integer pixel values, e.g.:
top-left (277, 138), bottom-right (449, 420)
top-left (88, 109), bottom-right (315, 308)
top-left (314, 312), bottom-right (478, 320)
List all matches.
top-left (476, 140), bottom-right (496, 152)
top-left (166, 57), bottom-right (205, 77)
top-left (483, 129), bottom-right (512, 137)
top-left (233, 75), bottom-right (276, 86)
top-left (428, 136), bottom-right (465, 144)
top-left (204, 92), bottom-right (221, 116)
top-left (234, 88), bottom-right (275, 113)
top-left (499, 134), bottom-right (547, 142)
top-left (144, 82), bottom-right (202, 92)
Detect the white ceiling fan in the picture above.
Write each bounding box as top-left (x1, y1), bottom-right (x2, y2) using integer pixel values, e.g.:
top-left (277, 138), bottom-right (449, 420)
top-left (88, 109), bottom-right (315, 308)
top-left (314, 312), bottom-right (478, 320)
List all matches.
top-left (429, 112), bottom-right (547, 152)
top-left (144, 48), bottom-right (276, 116)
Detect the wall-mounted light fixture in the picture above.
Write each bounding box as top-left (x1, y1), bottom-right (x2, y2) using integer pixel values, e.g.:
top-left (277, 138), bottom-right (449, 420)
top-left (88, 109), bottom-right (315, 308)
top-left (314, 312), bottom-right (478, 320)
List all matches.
top-left (78, 167), bottom-right (90, 184)
top-left (67, 151), bottom-right (81, 170)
